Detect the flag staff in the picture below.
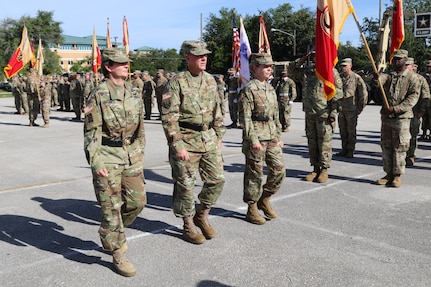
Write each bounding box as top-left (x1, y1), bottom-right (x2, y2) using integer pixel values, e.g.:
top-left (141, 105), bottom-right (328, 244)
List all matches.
top-left (351, 11), bottom-right (390, 110)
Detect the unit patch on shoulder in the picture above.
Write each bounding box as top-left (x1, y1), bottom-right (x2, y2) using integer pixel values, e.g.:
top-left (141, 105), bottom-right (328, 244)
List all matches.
top-left (162, 92), bottom-right (171, 100)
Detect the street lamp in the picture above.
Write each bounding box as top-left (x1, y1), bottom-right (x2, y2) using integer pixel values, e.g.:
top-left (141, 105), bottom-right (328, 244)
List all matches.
top-left (271, 28), bottom-right (296, 56)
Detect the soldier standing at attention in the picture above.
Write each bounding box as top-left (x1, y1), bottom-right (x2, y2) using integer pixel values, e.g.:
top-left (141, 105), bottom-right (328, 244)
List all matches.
top-left (131, 70), bottom-right (144, 95)
top-left (142, 70), bottom-right (155, 120)
top-left (336, 58), bottom-right (368, 158)
top-left (405, 59), bottom-right (430, 166)
top-left (275, 69), bottom-right (297, 132)
top-left (420, 60), bottom-right (431, 140)
top-left (40, 77), bottom-right (52, 128)
top-left (155, 68), bottom-right (168, 120)
top-left (70, 73), bottom-right (83, 121)
top-left (239, 53), bottom-right (285, 225)
top-left (227, 68), bottom-right (240, 127)
top-left (83, 73), bottom-right (94, 107)
top-left (83, 48), bottom-right (146, 277)
top-left (216, 74), bottom-right (227, 117)
top-left (18, 76), bottom-right (29, 115)
top-left (11, 76), bottom-right (23, 114)
top-left (375, 49), bottom-right (420, 187)
top-left (26, 68), bottom-right (41, 127)
top-left (161, 40), bottom-right (225, 244)
top-left (289, 51), bottom-right (343, 183)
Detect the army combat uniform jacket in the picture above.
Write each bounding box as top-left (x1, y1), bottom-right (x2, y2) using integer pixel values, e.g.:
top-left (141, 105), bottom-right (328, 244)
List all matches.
top-left (161, 71), bottom-right (226, 153)
top-left (340, 72), bottom-right (368, 113)
top-left (84, 79), bottom-right (145, 172)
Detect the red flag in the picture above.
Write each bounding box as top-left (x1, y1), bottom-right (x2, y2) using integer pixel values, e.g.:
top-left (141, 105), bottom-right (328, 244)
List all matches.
top-left (122, 16), bottom-right (129, 56)
top-left (92, 27), bottom-right (102, 74)
top-left (389, 0), bottom-right (404, 63)
top-left (315, 0), bottom-right (354, 100)
top-left (258, 15), bottom-right (271, 54)
top-left (232, 15), bottom-right (240, 72)
top-left (3, 26), bottom-right (34, 79)
top-left (106, 18), bottom-right (112, 48)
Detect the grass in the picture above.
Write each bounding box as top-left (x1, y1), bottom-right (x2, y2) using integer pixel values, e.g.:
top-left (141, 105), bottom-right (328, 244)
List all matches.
top-left (0, 91), bottom-right (12, 98)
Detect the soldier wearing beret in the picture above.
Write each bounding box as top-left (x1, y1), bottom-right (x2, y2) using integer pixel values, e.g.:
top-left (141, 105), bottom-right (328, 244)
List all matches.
top-left (161, 40), bottom-right (225, 244)
top-left (336, 58), bottom-right (368, 158)
top-left (374, 49), bottom-right (420, 187)
top-left (83, 48), bottom-right (146, 277)
top-left (238, 53), bottom-right (285, 225)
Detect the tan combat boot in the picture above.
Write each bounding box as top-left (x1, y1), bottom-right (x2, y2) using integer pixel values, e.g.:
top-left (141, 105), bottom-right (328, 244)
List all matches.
top-left (304, 166), bottom-right (320, 182)
top-left (376, 174), bottom-right (393, 185)
top-left (112, 244), bottom-right (136, 277)
top-left (246, 203), bottom-right (266, 225)
top-left (183, 216), bottom-right (206, 244)
top-left (316, 168), bottom-right (329, 183)
top-left (389, 175), bottom-right (402, 188)
top-left (193, 206), bottom-right (216, 239)
top-left (257, 191), bottom-right (277, 218)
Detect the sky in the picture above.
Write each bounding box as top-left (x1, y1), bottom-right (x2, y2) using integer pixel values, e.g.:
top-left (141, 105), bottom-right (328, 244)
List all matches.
top-left (1, 0), bottom-right (393, 52)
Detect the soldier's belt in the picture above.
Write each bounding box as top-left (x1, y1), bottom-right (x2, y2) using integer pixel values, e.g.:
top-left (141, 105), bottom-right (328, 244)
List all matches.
top-left (251, 115), bottom-right (271, 122)
top-left (102, 136), bottom-right (137, 147)
top-left (179, 122), bottom-right (213, 131)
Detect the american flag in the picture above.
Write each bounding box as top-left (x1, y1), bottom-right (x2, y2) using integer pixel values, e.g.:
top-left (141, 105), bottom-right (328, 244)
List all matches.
top-left (232, 16), bottom-right (240, 72)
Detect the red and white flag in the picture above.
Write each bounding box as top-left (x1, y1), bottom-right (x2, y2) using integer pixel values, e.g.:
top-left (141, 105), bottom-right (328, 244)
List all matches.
top-left (258, 15), bottom-right (271, 54)
top-left (92, 27), bottom-right (101, 74)
top-left (3, 26), bottom-right (34, 78)
top-left (315, 0), bottom-right (354, 100)
top-left (389, 0), bottom-right (404, 63)
top-left (232, 15), bottom-right (240, 72)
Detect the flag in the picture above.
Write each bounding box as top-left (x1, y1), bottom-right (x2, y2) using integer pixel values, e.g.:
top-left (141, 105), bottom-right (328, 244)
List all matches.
top-left (3, 26), bottom-right (35, 79)
top-left (36, 37), bottom-right (44, 77)
top-left (389, 0), bottom-right (404, 63)
top-left (106, 18), bottom-right (112, 48)
top-left (315, 0), bottom-right (354, 100)
top-left (232, 15), bottom-right (241, 72)
top-left (258, 15), bottom-right (271, 54)
top-left (122, 16), bottom-right (129, 56)
top-left (92, 27), bottom-right (102, 74)
top-left (239, 16), bottom-right (252, 86)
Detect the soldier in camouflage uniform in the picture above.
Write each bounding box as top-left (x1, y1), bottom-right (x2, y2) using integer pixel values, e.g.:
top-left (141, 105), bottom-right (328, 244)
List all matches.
top-left (420, 60), bottom-right (431, 140)
top-left (142, 70), bottom-right (155, 119)
top-left (51, 76), bottom-right (59, 107)
top-left (238, 53), bottom-right (285, 225)
top-left (216, 74), bottom-right (227, 116)
top-left (40, 78), bottom-right (52, 128)
top-left (336, 58), bottom-right (368, 158)
top-left (227, 68), bottom-right (240, 127)
top-left (155, 69), bottom-right (168, 120)
top-left (82, 73), bottom-right (94, 107)
top-left (18, 77), bottom-right (29, 114)
top-left (289, 52), bottom-right (342, 183)
top-left (83, 48), bottom-right (146, 277)
top-left (405, 59), bottom-right (430, 166)
top-left (161, 40), bottom-right (225, 244)
top-left (131, 70), bottom-right (144, 95)
top-left (26, 69), bottom-right (41, 126)
top-left (375, 49), bottom-right (420, 188)
top-left (70, 73), bottom-right (83, 121)
top-left (275, 69), bottom-right (297, 132)
top-left (11, 76), bottom-right (23, 114)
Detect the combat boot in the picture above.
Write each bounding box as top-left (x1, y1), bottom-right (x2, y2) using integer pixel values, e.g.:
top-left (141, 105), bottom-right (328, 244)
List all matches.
top-left (388, 175), bottom-right (402, 188)
top-left (183, 216), bottom-right (206, 244)
top-left (316, 168), bottom-right (329, 183)
top-left (335, 150), bottom-right (347, 157)
top-left (406, 156), bottom-right (414, 166)
top-left (246, 203), bottom-right (266, 225)
top-left (257, 191), bottom-right (277, 218)
top-left (346, 150), bottom-right (354, 158)
top-left (376, 174), bottom-right (393, 185)
top-left (304, 166), bottom-right (320, 182)
top-left (193, 206), bottom-right (216, 239)
top-left (112, 244), bottom-right (136, 277)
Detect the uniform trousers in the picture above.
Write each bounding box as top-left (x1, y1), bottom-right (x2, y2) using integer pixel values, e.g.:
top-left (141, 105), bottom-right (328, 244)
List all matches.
top-left (305, 113), bottom-right (334, 168)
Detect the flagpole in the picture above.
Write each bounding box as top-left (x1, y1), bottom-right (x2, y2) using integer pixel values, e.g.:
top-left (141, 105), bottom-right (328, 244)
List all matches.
top-left (351, 11), bottom-right (390, 110)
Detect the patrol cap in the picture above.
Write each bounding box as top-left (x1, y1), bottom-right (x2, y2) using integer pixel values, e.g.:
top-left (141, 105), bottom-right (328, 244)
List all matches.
top-left (142, 70), bottom-right (149, 75)
top-left (157, 69), bottom-right (164, 74)
top-left (340, 58), bottom-right (352, 66)
top-left (227, 68), bottom-right (235, 73)
top-left (250, 53), bottom-right (274, 65)
top-left (406, 57), bottom-right (414, 65)
top-left (133, 70), bottom-right (141, 74)
top-left (426, 60), bottom-right (431, 66)
top-left (393, 49), bottom-right (408, 59)
top-left (101, 48), bottom-right (132, 63)
top-left (181, 40), bottom-right (212, 56)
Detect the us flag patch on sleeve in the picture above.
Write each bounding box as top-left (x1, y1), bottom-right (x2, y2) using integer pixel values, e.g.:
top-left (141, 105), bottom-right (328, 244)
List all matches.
top-left (84, 104), bottom-right (93, 115)
top-left (162, 92), bottom-right (171, 100)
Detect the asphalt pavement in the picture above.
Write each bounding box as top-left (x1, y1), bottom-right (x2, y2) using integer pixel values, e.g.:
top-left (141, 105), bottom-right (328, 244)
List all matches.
top-left (0, 96), bottom-right (430, 287)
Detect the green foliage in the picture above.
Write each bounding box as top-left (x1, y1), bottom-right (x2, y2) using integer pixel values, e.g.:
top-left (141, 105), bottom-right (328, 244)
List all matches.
top-left (129, 48), bottom-right (183, 75)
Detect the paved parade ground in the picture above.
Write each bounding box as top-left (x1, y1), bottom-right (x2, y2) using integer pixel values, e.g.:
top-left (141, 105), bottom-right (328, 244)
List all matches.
top-left (1, 96), bottom-right (430, 287)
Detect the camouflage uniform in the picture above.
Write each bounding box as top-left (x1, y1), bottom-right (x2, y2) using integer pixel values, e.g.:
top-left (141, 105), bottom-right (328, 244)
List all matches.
top-left (239, 72), bottom-right (285, 204)
top-left (227, 70), bottom-right (240, 126)
top-left (275, 73), bottom-right (297, 131)
top-left (83, 75), bottom-right (95, 106)
top-left (40, 80), bottom-right (52, 127)
top-left (51, 77), bottom-right (59, 107)
top-left (338, 59), bottom-right (368, 157)
top-left (377, 58), bottom-right (419, 178)
top-left (142, 71), bottom-right (155, 120)
top-left (131, 71), bottom-right (144, 95)
top-left (155, 69), bottom-right (168, 119)
top-left (289, 60), bottom-right (342, 174)
top-left (161, 70), bottom-right (225, 218)
top-left (11, 77), bottom-right (22, 114)
top-left (26, 71), bottom-right (40, 126)
top-left (83, 49), bottom-right (146, 253)
top-left (70, 74), bottom-right (83, 120)
top-left (18, 78), bottom-right (29, 114)
top-left (406, 73), bottom-right (430, 160)
top-left (59, 77), bottom-right (71, 111)
top-left (216, 75), bottom-right (227, 116)
top-left (421, 63), bottom-right (431, 138)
